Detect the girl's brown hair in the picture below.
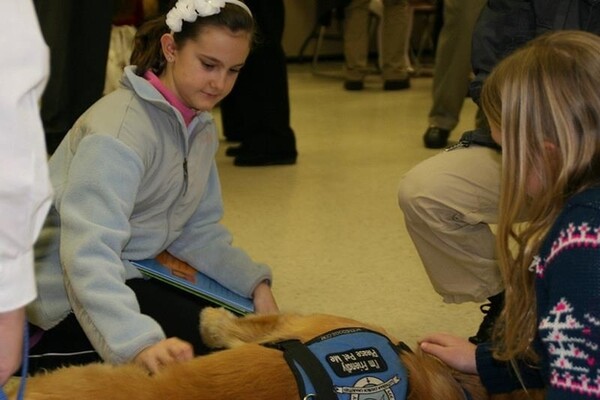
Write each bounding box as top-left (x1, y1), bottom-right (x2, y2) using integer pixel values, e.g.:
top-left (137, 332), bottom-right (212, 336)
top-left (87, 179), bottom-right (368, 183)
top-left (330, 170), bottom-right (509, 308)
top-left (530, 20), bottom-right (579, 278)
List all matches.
top-left (130, 2), bottom-right (254, 76)
top-left (481, 30), bottom-right (600, 363)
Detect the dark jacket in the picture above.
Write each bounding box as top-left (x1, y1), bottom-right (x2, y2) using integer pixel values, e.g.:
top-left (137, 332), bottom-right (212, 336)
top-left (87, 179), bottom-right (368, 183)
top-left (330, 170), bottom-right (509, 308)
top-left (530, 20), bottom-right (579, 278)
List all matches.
top-left (470, 0), bottom-right (600, 104)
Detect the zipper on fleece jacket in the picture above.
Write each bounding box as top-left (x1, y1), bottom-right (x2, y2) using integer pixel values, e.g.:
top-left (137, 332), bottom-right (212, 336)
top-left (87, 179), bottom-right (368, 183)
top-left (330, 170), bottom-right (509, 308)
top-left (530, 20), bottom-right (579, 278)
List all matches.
top-left (182, 157), bottom-right (188, 195)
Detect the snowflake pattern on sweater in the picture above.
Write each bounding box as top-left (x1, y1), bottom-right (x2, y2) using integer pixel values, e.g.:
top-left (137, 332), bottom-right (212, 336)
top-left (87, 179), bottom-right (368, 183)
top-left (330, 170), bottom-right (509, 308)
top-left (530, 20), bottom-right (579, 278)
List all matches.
top-left (533, 220), bottom-right (600, 398)
top-left (538, 298), bottom-right (600, 396)
top-left (534, 223), bottom-right (600, 278)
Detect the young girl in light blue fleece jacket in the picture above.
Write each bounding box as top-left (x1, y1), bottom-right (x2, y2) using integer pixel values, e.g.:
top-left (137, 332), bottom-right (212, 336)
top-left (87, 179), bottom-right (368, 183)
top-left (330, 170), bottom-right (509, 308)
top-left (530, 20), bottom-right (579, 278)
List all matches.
top-left (26, 0), bottom-right (277, 375)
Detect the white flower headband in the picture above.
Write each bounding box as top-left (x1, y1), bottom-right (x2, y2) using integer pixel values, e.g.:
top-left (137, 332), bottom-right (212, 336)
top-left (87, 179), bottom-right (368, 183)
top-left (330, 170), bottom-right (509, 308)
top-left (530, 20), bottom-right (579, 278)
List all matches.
top-left (166, 0), bottom-right (252, 32)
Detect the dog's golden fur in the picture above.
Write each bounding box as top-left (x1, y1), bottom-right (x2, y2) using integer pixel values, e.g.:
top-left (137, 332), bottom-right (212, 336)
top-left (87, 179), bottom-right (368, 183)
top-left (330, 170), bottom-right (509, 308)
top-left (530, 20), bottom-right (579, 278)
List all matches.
top-left (9, 308), bottom-right (544, 400)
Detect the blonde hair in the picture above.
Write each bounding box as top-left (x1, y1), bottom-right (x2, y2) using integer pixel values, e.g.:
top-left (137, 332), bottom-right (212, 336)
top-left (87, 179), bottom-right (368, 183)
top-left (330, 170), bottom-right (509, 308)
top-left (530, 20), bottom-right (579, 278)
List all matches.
top-left (481, 30), bottom-right (600, 362)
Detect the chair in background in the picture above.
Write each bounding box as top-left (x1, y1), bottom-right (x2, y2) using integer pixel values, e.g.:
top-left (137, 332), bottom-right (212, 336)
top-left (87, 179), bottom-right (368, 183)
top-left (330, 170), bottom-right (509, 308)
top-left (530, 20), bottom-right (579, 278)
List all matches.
top-left (298, 0), bottom-right (380, 77)
top-left (297, 6), bottom-right (344, 73)
top-left (407, 0), bottom-right (437, 76)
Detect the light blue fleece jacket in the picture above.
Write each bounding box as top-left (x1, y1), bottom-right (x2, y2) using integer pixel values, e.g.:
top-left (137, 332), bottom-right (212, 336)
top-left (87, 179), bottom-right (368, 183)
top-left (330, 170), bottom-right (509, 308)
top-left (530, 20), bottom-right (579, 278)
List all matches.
top-left (27, 66), bottom-right (272, 364)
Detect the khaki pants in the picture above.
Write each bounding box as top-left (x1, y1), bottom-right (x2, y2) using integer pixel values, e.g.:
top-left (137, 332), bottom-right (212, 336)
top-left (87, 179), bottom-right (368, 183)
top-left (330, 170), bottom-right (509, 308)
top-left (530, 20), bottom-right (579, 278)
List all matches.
top-left (398, 146), bottom-right (504, 303)
top-left (428, 0), bottom-right (486, 131)
top-left (343, 0), bottom-right (410, 81)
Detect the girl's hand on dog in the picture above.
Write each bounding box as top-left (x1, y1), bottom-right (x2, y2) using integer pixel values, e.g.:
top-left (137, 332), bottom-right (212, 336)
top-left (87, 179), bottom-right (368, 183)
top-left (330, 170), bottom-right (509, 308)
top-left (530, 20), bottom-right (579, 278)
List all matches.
top-left (419, 333), bottom-right (478, 375)
top-left (252, 280), bottom-right (279, 314)
top-left (133, 337), bottom-right (194, 374)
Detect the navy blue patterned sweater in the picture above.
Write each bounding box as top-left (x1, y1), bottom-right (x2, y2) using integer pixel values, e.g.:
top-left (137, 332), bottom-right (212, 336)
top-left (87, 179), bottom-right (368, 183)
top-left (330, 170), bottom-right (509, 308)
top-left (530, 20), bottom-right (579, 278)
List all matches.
top-left (476, 186), bottom-right (600, 398)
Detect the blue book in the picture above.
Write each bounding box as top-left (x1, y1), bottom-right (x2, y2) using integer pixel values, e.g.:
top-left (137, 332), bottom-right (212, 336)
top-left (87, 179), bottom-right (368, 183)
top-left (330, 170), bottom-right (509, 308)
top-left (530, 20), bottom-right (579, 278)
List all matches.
top-left (130, 258), bottom-right (254, 315)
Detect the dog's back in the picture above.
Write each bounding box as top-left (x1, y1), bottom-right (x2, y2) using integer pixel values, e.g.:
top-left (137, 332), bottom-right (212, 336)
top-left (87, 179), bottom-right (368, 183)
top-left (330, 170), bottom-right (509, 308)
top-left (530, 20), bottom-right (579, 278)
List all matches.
top-left (11, 308), bottom-right (544, 400)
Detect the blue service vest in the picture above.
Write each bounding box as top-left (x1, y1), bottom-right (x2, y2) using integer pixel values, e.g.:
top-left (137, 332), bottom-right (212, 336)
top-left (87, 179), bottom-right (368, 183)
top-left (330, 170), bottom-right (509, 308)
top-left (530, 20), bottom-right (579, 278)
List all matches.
top-left (266, 327), bottom-right (409, 400)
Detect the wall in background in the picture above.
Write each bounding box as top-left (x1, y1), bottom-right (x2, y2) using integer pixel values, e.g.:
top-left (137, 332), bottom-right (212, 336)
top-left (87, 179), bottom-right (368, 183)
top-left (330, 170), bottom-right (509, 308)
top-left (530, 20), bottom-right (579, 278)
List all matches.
top-left (282, 0), bottom-right (345, 60)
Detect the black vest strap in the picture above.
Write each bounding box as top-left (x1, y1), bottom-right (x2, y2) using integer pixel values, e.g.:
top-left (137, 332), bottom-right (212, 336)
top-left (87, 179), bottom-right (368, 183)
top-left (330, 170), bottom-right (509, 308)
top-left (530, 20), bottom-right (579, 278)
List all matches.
top-left (394, 341), bottom-right (413, 355)
top-left (265, 339), bottom-right (338, 400)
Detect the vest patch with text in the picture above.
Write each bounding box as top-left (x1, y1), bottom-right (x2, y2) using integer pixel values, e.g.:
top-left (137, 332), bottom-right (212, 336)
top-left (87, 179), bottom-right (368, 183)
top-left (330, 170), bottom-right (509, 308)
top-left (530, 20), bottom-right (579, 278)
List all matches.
top-left (273, 327), bottom-right (408, 400)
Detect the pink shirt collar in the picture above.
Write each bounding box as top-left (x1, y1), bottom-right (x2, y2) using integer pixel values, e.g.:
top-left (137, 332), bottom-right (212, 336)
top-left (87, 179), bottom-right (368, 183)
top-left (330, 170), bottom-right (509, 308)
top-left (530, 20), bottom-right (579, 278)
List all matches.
top-left (144, 71), bottom-right (196, 126)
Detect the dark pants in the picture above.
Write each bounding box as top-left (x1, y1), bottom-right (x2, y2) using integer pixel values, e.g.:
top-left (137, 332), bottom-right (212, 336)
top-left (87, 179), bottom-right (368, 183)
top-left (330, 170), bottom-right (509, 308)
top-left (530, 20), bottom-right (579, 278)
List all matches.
top-left (26, 278), bottom-right (215, 374)
top-left (33, 0), bottom-right (114, 154)
top-left (220, 0), bottom-right (297, 157)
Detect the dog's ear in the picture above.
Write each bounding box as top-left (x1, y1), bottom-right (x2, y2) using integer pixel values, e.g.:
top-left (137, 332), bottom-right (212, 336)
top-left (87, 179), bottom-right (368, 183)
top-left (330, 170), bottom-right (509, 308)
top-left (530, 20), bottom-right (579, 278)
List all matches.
top-left (401, 348), bottom-right (488, 400)
top-left (449, 368), bottom-right (489, 400)
top-left (403, 349), bottom-right (545, 400)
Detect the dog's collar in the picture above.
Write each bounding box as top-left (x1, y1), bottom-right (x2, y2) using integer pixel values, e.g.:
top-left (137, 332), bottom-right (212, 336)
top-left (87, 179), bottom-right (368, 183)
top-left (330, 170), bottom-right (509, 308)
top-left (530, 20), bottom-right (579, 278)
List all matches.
top-left (265, 327), bottom-right (409, 400)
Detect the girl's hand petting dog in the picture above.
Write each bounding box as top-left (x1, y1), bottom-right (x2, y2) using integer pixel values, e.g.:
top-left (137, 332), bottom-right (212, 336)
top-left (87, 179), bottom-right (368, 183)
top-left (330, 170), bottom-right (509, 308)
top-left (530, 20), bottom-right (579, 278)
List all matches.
top-left (133, 337), bottom-right (194, 374)
top-left (252, 280), bottom-right (279, 314)
top-left (419, 333), bottom-right (478, 374)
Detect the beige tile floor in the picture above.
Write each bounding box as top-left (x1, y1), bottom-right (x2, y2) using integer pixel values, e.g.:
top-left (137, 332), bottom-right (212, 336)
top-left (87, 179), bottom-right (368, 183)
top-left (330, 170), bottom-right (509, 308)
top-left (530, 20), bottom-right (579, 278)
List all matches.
top-left (212, 61), bottom-right (486, 347)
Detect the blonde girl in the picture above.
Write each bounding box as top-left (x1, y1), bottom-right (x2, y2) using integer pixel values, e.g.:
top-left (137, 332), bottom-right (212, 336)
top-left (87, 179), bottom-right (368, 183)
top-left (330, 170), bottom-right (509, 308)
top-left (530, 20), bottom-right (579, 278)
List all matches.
top-left (420, 31), bottom-right (600, 398)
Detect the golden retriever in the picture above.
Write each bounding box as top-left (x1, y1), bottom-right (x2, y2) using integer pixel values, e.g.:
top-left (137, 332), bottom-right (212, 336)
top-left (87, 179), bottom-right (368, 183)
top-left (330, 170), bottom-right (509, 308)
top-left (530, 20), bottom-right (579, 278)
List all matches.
top-left (8, 307), bottom-right (544, 400)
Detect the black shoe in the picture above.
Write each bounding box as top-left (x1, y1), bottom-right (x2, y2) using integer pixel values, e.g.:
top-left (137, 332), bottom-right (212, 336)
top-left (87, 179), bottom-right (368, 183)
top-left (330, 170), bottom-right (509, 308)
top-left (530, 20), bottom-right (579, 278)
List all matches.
top-left (234, 153), bottom-right (297, 167)
top-left (344, 80), bottom-right (364, 91)
top-left (383, 79), bottom-right (410, 91)
top-left (423, 126), bottom-right (450, 149)
top-left (225, 145), bottom-right (241, 157)
top-left (469, 292), bottom-right (504, 344)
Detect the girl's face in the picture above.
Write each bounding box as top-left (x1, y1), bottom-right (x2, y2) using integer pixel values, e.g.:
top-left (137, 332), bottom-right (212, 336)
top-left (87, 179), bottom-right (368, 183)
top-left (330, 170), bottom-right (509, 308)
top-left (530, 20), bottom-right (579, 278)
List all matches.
top-left (160, 26), bottom-right (250, 112)
top-left (490, 123), bottom-right (502, 146)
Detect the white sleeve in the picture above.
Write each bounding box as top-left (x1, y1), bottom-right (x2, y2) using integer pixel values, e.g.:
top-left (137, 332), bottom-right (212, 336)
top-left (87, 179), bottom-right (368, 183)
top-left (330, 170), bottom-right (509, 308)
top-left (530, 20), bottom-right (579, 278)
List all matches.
top-left (0, 0), bottom-right (53, 312)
